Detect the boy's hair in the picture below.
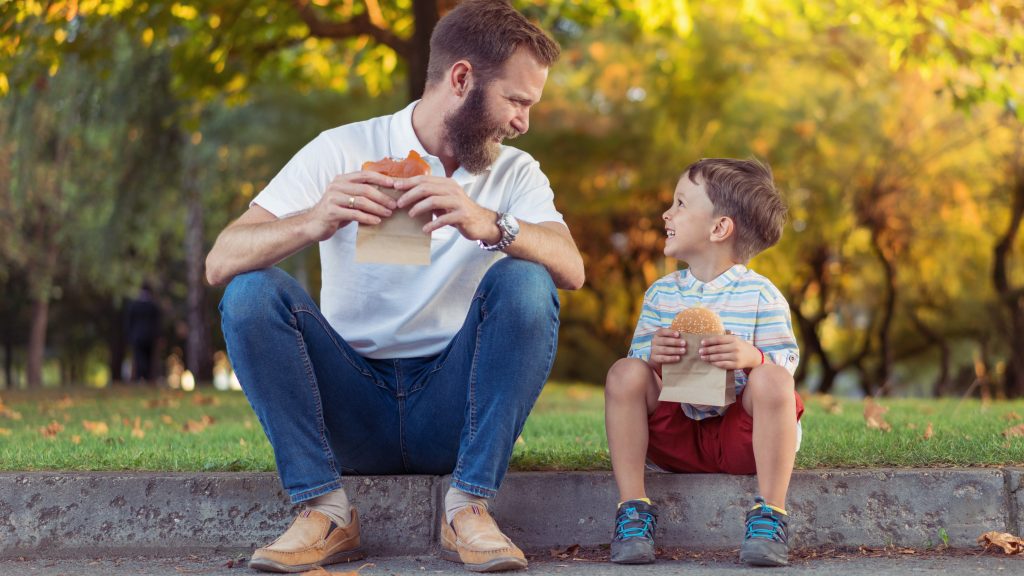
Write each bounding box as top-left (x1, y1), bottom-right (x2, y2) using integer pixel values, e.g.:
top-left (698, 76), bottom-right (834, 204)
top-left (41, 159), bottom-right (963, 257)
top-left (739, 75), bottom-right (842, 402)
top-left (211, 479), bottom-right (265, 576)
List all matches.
top-left (426, 0), bottom-right (560, 89)
top-left (683, 158), bottom-right (787, 262)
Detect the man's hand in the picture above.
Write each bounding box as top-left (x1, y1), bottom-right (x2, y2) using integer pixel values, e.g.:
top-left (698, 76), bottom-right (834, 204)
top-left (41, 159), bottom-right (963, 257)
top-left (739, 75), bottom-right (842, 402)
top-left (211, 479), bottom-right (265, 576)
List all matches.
top-left (698, 334), bottom-right (762, 370)
top-left (647, 328), bottom-right (687, 375)
top-left (393, 175), bottom-right (499, 242)
top-left (304, 171), bottom-right (398, 242)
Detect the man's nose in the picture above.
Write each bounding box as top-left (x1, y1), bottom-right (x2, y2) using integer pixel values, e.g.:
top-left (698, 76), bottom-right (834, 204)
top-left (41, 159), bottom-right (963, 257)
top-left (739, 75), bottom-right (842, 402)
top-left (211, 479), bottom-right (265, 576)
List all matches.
top-left (512, 109), bottom-right (529, 135)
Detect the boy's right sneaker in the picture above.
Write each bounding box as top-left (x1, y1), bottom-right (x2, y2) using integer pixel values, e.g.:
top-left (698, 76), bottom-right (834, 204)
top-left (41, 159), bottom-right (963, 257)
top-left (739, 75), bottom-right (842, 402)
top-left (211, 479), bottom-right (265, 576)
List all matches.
top-left (609, 499), bottom-right (658, 564)
top-left (739, 496), bottom-right (790, 566)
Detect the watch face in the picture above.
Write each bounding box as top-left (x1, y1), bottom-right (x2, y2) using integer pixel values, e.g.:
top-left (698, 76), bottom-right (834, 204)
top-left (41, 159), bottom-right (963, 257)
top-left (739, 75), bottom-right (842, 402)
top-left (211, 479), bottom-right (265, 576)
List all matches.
top-left (501, 214), bottom-right (520, 235)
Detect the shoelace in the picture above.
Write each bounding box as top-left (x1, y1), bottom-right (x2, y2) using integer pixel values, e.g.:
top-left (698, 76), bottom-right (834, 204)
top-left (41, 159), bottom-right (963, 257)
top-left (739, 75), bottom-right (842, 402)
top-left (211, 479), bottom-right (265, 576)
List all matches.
top-left (746, 502), bottom-right (786, 543)
top-left (615, 507), bottom-right (655, 540)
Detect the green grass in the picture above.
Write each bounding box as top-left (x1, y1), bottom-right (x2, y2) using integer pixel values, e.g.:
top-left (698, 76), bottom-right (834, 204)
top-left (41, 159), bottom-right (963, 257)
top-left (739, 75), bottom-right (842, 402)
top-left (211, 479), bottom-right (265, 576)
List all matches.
top-left (3, 384), bottom-right (1024, 471)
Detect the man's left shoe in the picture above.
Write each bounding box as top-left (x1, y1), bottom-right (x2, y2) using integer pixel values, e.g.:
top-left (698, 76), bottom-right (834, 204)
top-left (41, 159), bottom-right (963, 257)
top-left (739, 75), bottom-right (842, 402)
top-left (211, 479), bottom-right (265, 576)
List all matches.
top-left (440, 505), bottom-right (527, 572)
top-left (739, 496), bottom-right (790, 566)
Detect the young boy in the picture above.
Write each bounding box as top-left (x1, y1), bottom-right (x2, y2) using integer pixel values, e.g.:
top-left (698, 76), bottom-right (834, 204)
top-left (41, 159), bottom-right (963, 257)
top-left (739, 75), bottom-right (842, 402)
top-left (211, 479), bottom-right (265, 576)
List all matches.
top-left (605, 158), bottom-right (802, 567)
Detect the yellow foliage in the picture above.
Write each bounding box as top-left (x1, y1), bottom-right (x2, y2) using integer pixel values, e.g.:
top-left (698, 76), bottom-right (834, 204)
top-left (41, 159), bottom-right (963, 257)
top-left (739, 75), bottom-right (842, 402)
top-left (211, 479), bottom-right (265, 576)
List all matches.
top-left (171, 3), bottom-right (198, 21)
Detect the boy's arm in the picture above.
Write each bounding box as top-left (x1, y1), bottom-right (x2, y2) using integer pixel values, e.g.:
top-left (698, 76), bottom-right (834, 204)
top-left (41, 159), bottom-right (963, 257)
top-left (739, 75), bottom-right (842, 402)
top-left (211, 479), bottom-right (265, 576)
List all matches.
top-left (751, 292), bottom-right (800, 375)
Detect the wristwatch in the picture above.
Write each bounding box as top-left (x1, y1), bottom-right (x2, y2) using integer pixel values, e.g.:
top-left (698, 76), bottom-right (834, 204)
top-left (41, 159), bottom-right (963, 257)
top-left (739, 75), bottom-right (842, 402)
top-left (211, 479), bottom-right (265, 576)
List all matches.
top-left (479, 212), bottom-right (519, 252)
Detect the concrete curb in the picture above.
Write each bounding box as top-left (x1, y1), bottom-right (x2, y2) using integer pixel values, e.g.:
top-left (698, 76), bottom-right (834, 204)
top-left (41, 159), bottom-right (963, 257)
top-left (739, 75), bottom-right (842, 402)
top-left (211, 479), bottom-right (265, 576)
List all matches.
top-left (0, 469), bottom-right (1019, 559)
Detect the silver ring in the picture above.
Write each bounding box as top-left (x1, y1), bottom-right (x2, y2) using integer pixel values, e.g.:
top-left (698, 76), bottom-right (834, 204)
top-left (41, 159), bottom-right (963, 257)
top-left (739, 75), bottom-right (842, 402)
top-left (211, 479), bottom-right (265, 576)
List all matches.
top-left (348, 196), bottom-right (356, 209)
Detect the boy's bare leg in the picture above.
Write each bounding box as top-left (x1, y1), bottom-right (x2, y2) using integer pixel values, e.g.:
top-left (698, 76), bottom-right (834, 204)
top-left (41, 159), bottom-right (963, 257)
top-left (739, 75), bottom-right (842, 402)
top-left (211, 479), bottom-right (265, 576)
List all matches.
top-left (742, 364), bottom-right (797, 508)
top-left (605, 358), bottom-right (662, 502)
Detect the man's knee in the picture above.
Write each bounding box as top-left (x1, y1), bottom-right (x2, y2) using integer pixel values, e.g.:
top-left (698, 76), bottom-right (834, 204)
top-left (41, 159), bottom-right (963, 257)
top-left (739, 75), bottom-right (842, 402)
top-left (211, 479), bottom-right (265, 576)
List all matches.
top-left (482, 258), bottom-right (559, 320)
top-left (220, 268), bottom-right (299, 325)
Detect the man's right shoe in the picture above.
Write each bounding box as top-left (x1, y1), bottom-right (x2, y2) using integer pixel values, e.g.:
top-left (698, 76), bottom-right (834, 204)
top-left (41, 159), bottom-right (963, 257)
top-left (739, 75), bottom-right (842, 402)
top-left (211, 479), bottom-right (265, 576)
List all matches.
top-left (440, 504), bottom-right (528, 572)
top-left (610, 499), bottom-right (658, 564)
top-left (248, 508), bottom-right (365, 573)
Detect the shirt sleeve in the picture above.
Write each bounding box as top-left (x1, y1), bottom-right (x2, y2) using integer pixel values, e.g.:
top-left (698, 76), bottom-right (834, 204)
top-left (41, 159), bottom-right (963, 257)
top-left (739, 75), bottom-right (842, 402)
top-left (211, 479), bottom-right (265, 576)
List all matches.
top-left (752, 285), bottom-right (800, 375)
top-left (627, 284), bottom-right (661, 361)
top-left (504, 159), bottom-right (565, 226)
top-left (251, 133), bottom-right (340, 218)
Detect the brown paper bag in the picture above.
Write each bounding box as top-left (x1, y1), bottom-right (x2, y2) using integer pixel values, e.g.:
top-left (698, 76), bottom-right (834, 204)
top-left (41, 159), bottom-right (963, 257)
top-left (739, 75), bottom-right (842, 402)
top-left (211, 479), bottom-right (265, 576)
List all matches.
top-left (355, 186), bottom-right (431, 265)
top-left (658, 333), bottom-right (736, 406)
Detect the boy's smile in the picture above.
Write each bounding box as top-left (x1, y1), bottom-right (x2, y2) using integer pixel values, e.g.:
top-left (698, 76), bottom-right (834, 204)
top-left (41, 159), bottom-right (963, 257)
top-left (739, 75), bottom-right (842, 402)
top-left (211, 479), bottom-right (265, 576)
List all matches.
top-left (662, 173), bottom-right (716, 260)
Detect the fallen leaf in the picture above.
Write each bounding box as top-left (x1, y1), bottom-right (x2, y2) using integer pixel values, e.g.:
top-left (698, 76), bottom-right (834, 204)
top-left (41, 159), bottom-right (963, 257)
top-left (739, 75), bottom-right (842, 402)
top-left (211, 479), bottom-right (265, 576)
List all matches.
top-left (71, 435), bottom-right (81, 444)
top-left (239, 438), bottom-right (247, 446)
top-left (978, 531), bottom-right (1024, 554)
top-left (161, 415), bottom-right (175, 425)
top-left (515, 436), bottom-right (525, 445)
top-left (145, 397), bottom-right (179, 409)
top-left (53, 395), bottom-right (75, 410)
top-left (1004, 412), bottom-right (1022, 421)
top-left (905, 423), bottom-right (918, 430)
top-left (39, 421), bottom-right (64, 438)
top-left (192, 394), bottom-right (219, 406)
top-left (0, 428), bottom-right (11, 436)
top-left (549, 543), bottom-right (580, 559)
top-left (1002, 424), bottom-right (1024, 438)
top-left (82, 420), bottom-right (109, 436)
top-left (863, 399), bottom-right (891, 432)
top-left (923, 422), bottom-right (933, 440)
top-left (183, 415), bottom-right (215, 433)
top-left (818, 394), bottom-right (843, 415)
top-left (0, 397), bottom-right (23, 421)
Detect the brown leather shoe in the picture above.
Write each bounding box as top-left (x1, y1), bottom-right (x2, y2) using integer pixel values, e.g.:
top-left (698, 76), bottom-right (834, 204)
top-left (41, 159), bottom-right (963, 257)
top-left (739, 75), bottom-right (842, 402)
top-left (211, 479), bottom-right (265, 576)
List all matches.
top-left (440, 505), bottom-right (527, 572)
top-left (248, 508), bottom-right (365, 573)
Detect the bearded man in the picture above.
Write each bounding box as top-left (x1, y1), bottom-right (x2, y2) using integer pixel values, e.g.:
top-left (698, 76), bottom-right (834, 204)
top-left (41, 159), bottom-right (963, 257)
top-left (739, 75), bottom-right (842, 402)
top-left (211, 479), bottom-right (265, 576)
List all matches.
top-left (205, 1), bottom-right (583, 573)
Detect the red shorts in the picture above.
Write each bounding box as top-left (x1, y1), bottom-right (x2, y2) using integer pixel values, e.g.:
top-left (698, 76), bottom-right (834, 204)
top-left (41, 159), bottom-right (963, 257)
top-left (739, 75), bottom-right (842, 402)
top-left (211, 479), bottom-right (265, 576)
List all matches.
top-left (646, 391), bottom-right (804, 475)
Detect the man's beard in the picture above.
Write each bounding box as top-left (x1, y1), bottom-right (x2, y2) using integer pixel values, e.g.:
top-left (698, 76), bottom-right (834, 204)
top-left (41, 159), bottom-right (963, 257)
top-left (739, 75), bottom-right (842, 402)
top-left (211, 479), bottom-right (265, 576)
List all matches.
top-left (443, 85), bottom-right (517, 174)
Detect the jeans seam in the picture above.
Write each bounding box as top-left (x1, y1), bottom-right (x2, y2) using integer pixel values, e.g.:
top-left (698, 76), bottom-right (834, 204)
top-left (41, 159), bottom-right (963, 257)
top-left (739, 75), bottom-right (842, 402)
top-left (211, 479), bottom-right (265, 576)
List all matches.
top-left (291, 311), bottom-right (342, 482)
top-left (293, 305), bottom-right (375, 380)
top-left (450, 477), bottom-right (497, 499)
top-left (454, 293), bottom-right (486, 480)
top-left (290, 479), bottom-right (345, 503)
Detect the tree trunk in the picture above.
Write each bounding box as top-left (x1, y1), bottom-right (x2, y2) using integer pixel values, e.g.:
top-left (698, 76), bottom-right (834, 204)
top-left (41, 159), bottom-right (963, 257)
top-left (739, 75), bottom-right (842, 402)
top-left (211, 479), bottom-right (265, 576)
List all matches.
top-left (184, 148), bottom-right (212, 384)
top-left (109, 299), bottom-right (125, 384)
top-left (870, 230), bottom-right (897, 396)
top-left (26, 296), bottom-right (49, 388)
top-left (407, 0), bottom-right (440, 102)
top-left (993, 127), bottom-right (1024, 398)
top-left (2, 339), bottom-right (11, 389)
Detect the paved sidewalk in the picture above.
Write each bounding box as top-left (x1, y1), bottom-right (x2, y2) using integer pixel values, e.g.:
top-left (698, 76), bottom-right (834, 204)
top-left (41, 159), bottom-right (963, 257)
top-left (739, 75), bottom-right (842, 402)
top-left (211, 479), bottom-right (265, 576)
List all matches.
top-left (1, 469), bottom-right (1022, 559)
top-left (3, 552), bottom-right (1022, 576)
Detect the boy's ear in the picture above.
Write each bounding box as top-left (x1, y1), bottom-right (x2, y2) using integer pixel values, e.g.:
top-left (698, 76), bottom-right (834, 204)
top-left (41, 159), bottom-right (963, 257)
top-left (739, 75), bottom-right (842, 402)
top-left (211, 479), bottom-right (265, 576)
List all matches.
top-left (710, 216), bottom-right (735, 244)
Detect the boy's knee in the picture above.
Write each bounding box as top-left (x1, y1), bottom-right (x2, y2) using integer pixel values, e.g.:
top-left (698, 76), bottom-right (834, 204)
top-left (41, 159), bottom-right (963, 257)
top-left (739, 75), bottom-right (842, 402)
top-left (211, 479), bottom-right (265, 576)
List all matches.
top-left (605, 358), bottom-right (652, 398)
top-left (745, 364), bottom-right (795, 406)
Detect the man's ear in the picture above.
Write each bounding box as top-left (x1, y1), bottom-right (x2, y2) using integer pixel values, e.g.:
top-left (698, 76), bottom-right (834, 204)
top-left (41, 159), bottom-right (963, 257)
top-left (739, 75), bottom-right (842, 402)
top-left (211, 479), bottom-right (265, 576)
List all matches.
top-left (448, 60), bottom-right (474, 98)
top-left (710, 216), bottom-right (735, 243)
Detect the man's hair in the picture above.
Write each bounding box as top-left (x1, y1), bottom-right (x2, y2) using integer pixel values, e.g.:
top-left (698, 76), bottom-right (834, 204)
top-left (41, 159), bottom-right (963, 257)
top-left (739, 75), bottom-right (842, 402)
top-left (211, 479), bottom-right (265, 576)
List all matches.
top-left (683, 158), bottom-right (787, 262)
top-left (426, 0), bottom-right (560, 88)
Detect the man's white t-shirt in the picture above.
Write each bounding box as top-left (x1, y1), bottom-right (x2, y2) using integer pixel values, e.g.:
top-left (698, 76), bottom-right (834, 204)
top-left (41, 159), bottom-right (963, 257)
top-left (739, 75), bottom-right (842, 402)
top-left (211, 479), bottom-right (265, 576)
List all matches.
top-left (252, 101), bottom-right (566, 359)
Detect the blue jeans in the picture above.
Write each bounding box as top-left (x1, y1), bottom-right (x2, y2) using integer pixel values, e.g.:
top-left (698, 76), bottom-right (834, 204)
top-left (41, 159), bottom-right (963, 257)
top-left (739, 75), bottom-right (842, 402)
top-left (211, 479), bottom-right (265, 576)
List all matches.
top-left (220, 258), bottom-right (560, 503)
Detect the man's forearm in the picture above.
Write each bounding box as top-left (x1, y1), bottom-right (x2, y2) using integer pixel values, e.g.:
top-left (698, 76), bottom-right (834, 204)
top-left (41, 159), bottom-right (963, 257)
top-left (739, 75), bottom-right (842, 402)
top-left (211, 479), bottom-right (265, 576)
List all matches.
top-left (206, 212), bottom-right (315, 286)
top-left (502, 221), bottom-right (585, 290)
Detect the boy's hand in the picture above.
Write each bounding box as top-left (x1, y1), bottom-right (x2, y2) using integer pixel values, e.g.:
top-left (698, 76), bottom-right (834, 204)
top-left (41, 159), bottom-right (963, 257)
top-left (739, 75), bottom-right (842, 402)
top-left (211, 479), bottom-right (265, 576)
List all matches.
top-left (698, 335), bottom-right (762, 370)
top-left (648, 328), bottom-right (687, 374)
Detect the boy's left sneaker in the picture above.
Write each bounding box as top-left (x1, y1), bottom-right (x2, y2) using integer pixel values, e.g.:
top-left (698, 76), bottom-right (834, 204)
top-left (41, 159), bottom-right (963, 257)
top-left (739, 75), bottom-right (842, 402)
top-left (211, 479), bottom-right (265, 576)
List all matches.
top-left (739, 496), bottom-right (790, 566)
top-left (610, 499), bottom-right (658, 564)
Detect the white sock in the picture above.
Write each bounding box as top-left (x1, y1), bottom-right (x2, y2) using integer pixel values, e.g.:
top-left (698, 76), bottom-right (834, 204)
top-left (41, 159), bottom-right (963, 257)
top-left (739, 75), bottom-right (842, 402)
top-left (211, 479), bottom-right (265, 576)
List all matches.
top-left (445, 487), bottom-right (490, 525)
top-left (307, 488), bottom-right (352, 527)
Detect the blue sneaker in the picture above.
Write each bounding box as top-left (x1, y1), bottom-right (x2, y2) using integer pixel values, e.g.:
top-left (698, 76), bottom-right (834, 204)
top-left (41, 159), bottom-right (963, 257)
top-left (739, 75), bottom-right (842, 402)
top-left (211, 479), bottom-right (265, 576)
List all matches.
top-left (739, 496), bottom-right (790, 566)
top-left (610, 499), bottom-right (658, 564)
